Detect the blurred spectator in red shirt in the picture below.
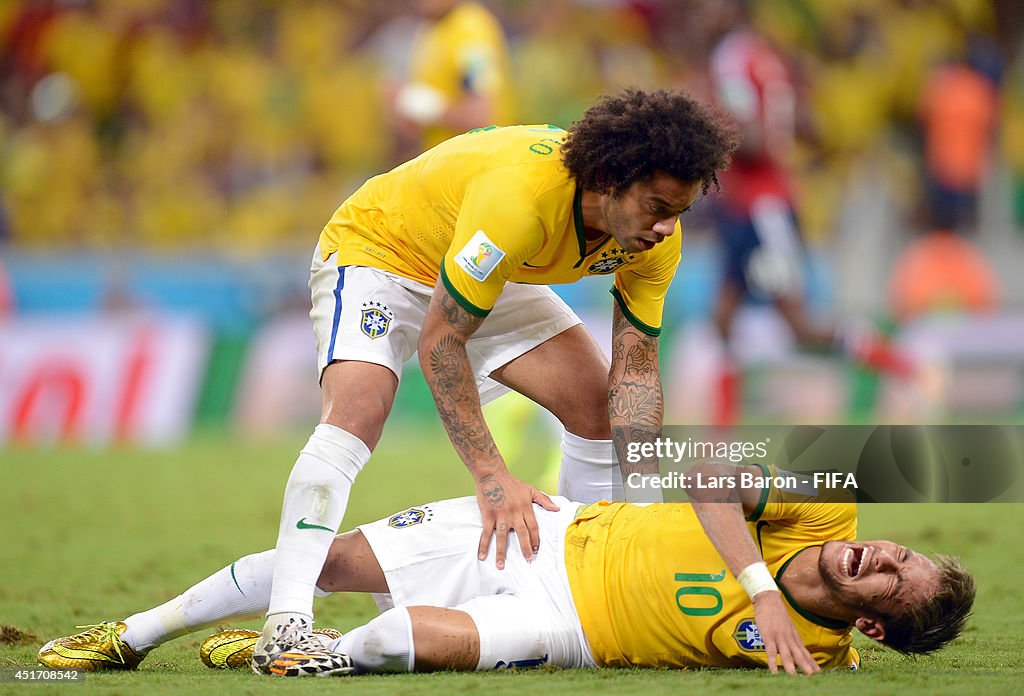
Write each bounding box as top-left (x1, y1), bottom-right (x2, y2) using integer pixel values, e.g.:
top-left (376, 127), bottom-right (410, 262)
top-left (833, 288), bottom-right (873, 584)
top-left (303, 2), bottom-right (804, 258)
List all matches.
top-left (699, 0), bottom-right (912, 425)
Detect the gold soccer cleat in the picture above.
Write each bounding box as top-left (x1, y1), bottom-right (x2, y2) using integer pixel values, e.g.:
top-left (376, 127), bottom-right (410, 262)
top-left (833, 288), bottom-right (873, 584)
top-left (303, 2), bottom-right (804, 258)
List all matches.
top-left (37, 621), bottom-right (145, 671)
top-left (200, 627), bottom-right (343, 669)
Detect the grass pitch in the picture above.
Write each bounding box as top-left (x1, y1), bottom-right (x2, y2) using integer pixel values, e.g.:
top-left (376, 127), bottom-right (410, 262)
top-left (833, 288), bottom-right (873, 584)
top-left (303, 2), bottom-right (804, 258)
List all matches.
top-left (1, 421), bottom-right (1022, 695)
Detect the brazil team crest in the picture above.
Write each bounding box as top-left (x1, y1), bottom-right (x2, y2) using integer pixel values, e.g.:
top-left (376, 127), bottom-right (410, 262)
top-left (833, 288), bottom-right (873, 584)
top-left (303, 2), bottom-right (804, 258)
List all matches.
top-left (587, 249), bottom-right (636, 275)
top-left (388, 506), bottom-right (433, 528)
top-left (733, 619), bottom-right (765, 652)
top-left (360, 300), bottom-right (394, 339)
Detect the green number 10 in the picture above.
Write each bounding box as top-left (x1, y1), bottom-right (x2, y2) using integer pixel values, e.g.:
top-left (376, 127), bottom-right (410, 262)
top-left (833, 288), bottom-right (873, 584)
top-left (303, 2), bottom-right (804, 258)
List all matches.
top-left (674, 570), bottom-right (726, 617)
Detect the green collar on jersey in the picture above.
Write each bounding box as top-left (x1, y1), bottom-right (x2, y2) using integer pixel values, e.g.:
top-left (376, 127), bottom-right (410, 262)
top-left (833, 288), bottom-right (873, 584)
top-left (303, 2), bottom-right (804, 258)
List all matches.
top-left (572, 186), bottom-right (587, 268)
top-left (775, 548), bottom-right (851, 630)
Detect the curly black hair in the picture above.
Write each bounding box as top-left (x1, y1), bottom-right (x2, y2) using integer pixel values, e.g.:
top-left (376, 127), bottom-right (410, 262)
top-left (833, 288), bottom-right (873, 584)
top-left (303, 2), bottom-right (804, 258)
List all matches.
top-left (561, 88), bottom-right (739, 196)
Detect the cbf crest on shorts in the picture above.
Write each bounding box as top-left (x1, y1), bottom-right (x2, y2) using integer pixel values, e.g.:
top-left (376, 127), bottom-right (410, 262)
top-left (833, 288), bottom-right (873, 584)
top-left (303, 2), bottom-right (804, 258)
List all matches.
top-left (388, 506), bottom-right (433, 528)
top-left (733, 619), bottom-right (765, 652)
top-left (360, 300), bottom-right (394, 339)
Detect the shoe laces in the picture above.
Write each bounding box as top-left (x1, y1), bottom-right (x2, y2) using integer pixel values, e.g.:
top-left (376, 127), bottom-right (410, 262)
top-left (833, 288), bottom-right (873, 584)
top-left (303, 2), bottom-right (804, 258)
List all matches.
top-left (277, 621), bottom-right (330, 654)
top-left (71, 623), bottom-right (128, 663)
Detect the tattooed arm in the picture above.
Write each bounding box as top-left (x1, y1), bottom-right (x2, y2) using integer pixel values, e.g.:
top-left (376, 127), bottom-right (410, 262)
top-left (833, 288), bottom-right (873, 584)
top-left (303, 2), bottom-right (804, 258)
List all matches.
top-left (608, 303), bottom-right (664, 501)
top-left (685, 460), bottom-right (820, 675)
top-left (418, 278), bottom-right (557, 569)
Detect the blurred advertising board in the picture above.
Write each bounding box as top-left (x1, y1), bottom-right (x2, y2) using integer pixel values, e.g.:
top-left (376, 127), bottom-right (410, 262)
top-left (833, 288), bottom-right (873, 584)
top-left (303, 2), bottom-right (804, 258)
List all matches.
top-left (0, 316), bottom-right (209, 446)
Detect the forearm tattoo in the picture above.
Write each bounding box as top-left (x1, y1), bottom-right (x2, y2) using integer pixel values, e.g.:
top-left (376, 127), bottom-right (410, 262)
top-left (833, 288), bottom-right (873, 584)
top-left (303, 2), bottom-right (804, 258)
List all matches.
top-left (609, 306), bottom-right (663, 477)
top-left (424, 293), bottom-right (499, 470)
top-left (438, 291), bottom-right (480, 331)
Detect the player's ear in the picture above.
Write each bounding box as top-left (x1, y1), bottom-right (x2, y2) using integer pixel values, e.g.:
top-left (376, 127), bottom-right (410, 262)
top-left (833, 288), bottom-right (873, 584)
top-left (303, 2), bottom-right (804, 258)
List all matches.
top-left (855, 617), bottom-right (886, 642)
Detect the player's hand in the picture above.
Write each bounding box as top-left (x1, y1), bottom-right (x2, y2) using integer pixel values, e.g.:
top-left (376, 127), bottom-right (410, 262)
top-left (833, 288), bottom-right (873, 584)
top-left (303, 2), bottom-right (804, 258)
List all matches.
top-left (752, 591), bottom-right (820, 675)
top-left (475, 469), bottom-right (559, 569)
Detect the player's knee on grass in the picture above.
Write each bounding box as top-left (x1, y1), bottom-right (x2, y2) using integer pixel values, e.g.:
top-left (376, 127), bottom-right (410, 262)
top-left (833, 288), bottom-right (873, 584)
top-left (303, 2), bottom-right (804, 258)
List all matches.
top-left (331, 606), bottom-right (414, 673)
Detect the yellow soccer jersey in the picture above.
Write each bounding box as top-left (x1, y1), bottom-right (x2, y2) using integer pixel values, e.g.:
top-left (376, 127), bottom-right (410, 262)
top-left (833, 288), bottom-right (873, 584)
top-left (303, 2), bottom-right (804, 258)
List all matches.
top-left (409, 1), bottom-right (515, 146)
top-left (564, 464), bottom-right (861, 670)
top-left (319, 125), bottom-right (683, 336)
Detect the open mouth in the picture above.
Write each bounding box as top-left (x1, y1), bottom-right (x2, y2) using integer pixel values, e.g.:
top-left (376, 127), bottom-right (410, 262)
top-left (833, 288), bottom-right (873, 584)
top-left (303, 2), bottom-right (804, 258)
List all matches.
top-left (636, 239), bottom-right (655, 251)
top-left (841, 546), bottom-right (867, 578)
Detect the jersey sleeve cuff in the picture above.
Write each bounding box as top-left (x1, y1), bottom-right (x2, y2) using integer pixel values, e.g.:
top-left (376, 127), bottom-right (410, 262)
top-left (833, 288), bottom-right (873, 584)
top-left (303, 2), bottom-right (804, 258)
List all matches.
top-left (440, 260), bottom-right (491, 318)
top-left (745, 462), bottom-right (772, 522)
top-left (610, 287), bottom-right (661, 336)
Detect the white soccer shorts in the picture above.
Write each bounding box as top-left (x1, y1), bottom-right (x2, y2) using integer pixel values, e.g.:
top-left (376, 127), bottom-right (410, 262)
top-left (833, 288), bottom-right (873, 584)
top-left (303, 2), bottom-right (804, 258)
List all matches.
top-left (309, 244), bottom-right (582, 403)
top-left (357, 496), bottom-right (596, 670)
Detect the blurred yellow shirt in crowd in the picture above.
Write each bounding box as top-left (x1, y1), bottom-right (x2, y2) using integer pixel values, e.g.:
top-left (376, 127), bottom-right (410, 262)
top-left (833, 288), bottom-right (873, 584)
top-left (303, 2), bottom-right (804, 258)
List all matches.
top-left (320, 124), bottom-right (682, 334)
top-left (409, 1), bottom-right (514, 147)
top-left (565, 465), bottom-right (861, 670)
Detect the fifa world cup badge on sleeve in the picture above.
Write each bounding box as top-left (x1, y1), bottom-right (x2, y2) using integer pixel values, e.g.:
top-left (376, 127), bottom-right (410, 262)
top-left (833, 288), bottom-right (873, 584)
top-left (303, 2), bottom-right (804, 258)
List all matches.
top-left (360, 300), bottom-right (394, 339)
top-left (455, 230), bottom-right (505, 281)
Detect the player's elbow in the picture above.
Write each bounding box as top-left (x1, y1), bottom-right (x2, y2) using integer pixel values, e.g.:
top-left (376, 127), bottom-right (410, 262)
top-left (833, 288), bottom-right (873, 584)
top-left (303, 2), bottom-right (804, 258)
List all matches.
top-left (686, 459), bottom-right (747, 503)
top-left (417, 316), bottom-right (442, 358)
top-left (417, 323), bottom-right (467, 374)
top-left (689, 458), bottom-right (743, 481)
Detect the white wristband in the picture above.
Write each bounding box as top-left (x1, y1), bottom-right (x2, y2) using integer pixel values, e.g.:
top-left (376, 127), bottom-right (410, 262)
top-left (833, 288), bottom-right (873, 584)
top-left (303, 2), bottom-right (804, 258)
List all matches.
top-left (737, 561), bottom-right (778, 600)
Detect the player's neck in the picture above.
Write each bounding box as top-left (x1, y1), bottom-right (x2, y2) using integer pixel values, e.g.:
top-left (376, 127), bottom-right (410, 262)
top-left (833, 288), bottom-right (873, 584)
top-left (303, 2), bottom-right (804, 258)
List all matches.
top-left (578, 190), bottom-right (606, 240)
top-left (778, 547), bottom-right (848, 622)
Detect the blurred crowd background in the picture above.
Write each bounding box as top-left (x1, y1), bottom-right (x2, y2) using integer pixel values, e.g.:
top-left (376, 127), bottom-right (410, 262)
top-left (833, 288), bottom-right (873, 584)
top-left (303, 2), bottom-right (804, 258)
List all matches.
top-left (1, 0), bottom-right (1022, 251)
top-left (2, 0), bottom-right (1023, 444)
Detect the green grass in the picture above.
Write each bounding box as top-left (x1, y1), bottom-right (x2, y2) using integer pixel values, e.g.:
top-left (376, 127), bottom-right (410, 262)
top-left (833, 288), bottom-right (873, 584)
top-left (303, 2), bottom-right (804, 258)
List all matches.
top-left (1, 421), bottom-right (1022, 695)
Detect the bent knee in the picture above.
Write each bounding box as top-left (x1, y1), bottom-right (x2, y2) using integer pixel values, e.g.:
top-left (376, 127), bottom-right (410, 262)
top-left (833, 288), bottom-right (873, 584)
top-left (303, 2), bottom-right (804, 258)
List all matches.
top-left (554, 384), bottom-right (610, 439)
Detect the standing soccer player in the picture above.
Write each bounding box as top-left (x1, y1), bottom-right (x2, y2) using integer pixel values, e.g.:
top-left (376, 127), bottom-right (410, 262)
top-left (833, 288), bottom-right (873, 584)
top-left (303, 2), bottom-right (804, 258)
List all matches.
top-left (254, 89), bottom-right (745, 675)
top-left (701, 0), bottom-right (909, 424)
top-left (388, 0), bottom-right (515, 155)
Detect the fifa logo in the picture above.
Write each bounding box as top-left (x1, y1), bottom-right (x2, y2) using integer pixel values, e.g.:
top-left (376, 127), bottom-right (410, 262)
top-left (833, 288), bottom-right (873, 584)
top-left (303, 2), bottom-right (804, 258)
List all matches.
top-left (471, 242), bottom-right (494, 268)
top-left (455, 230), bottom-right (505, 281)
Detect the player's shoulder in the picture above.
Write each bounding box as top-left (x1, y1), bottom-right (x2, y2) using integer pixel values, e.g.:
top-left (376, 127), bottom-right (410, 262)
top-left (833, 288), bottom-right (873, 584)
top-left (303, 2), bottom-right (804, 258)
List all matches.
top-left (468, 124), bottom-right (566, 148)
top-left (754, 464), bottom-right (858, 534)
top-left (455, 125), bottom-right (571, 188)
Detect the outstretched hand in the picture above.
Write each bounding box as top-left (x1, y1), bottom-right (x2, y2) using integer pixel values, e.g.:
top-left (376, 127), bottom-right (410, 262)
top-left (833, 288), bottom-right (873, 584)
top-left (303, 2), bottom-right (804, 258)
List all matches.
top-left (475, 469), bottom-right (559, 569)
top-left (752, 591), bottom-right (821, 675)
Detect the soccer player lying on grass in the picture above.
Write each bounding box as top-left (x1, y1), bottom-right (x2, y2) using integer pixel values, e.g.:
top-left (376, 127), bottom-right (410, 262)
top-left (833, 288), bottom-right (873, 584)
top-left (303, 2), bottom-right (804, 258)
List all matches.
top-left (39, 461), bottom-right (974, 677)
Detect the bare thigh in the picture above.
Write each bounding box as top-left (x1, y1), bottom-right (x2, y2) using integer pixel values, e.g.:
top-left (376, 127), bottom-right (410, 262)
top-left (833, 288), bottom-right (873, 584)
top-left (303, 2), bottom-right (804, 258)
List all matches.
top-left (714, 279), bottom-right (744, 343)
top-left (489, 324), bottom-right (610, 439)
top-left (317, 530), bottom-right (389, 594)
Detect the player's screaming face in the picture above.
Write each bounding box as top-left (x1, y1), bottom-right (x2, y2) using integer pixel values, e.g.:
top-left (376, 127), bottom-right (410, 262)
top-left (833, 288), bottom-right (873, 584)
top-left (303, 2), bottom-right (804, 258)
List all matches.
top-left (818, 540), bottom-right (939, 619)
top-left (601, 173), bottom-right (700, 254)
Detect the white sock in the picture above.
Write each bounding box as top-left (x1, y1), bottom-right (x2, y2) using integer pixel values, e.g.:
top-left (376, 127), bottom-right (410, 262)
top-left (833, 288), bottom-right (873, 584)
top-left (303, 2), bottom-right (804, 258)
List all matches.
top-left (557, 431), bottom-right (622, 503)
top-left (328, 607), bottom-right (414, 673)
top-left (266, 424), bottom-right (370, 619)
top-left (121, 550), bottom-right (275, 653)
